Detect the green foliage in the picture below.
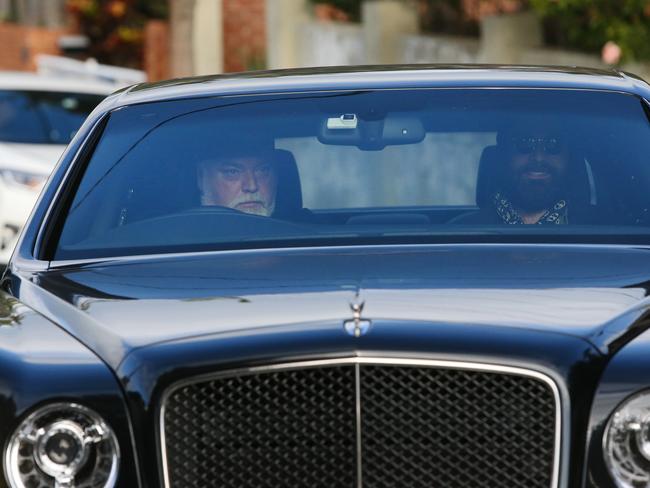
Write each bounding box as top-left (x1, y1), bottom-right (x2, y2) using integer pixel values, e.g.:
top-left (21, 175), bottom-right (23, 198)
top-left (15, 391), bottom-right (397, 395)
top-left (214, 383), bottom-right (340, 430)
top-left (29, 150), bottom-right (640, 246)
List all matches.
top-left (418, 0), bottom-right (479, 37)
top-left (307, 0), bottom-right (650, 61)
top-left (307, 0), bottom-right (479, 35)
top-left (67, 0), bottom-right (168, 68)
top-left (135, 0), bottom-right (168, 19)
top-left (529, 0), bottom-right (650, 62)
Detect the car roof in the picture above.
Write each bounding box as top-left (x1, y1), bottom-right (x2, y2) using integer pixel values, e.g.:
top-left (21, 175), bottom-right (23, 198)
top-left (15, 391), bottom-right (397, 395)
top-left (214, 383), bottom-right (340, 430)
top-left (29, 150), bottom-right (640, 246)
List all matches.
top-left (106, 64), bottom-right (650, 110)
top-left (0, 71), bottom-right (117, 94)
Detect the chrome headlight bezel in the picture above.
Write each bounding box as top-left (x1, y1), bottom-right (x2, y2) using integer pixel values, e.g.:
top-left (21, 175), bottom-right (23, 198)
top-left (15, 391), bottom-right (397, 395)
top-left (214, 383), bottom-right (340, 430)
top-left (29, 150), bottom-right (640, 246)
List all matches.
top-left (604, 390), bottom-right (650, 488)
top-left (4, 402), bottom-right (120, 488)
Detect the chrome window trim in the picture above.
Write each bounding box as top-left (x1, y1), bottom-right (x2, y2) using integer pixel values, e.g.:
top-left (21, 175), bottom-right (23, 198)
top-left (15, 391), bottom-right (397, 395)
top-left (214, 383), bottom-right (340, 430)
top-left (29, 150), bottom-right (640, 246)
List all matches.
top-left (46, 242), bottom-right (643, 270)
top-left (158, 357), bottom-right (563, 488)
top-left (33, 112), bottom-right (111, 263)
top-left (36, 89), bottom-right (650, 267)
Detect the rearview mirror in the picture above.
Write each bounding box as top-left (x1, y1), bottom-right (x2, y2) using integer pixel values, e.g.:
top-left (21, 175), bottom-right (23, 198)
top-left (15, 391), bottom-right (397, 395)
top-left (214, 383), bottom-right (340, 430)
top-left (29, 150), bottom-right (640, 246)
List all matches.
top-left (318, 112), bottom-right (425, 150)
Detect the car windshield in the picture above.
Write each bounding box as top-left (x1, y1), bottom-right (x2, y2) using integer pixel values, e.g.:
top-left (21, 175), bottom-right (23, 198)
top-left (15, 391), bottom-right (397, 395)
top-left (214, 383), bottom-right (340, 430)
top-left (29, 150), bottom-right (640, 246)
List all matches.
top-left (54, 88), bottom-right (650, 260)
top-left (0, 90), bottom-right (106, 144)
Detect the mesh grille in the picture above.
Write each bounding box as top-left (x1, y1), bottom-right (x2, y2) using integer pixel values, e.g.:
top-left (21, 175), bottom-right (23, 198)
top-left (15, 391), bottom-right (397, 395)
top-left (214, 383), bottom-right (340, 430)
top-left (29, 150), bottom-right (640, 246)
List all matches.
top-left (360, 365), bottom-right (556, 488)
top-left (163, 366), bottom-right (357, 488)
top-left (162, 362), bottom-right (557, 488)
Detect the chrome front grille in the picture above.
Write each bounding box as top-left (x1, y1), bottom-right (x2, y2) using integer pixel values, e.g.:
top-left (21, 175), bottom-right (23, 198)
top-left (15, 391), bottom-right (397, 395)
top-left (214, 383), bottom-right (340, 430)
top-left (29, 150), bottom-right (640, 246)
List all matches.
top-left (160, 359), bottom-right (561, 488)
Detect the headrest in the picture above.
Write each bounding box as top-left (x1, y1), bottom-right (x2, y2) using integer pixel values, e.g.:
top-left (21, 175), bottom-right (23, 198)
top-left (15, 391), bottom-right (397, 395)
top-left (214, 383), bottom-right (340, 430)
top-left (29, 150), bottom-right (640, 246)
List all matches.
top-left (475, 145), bottom-right (503, 208)
top-left (272, 149), bottom-right (304, 218)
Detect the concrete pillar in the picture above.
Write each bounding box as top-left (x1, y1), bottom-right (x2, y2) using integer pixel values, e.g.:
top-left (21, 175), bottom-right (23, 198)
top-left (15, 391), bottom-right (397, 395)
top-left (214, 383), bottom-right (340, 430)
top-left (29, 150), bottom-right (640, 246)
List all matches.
top-left (41, 0), bottom-right (66, 28)
top-left (170, 0), bottom-right (196, 78)
top-left (192, 0), bottom-right (223, 75)
top-left (14, 0), bottom-right (33, 24)
top-left (0, 0), bottom-right (9, 19)
top-left (479, 11), bottom-right (543, 64)
top-left (266, 0), bottom-right (309, 69)
top-left (362, 0), bottom-right (418, 64)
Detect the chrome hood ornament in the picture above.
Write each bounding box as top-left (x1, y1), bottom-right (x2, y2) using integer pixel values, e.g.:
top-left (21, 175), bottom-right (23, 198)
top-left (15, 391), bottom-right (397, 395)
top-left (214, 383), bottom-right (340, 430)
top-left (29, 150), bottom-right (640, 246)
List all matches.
top-left (344, 299), bottom-right (371, 337)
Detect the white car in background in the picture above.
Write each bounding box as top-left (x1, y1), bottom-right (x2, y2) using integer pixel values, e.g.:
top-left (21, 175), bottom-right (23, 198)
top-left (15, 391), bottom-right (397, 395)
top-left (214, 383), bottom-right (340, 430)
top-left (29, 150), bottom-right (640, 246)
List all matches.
top-left (0, 73), bottom-right (113, 265)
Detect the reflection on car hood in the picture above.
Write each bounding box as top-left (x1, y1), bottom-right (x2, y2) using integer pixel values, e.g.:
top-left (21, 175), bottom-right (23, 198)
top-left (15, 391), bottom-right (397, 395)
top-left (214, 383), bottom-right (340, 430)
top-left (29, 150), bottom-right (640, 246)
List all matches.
top-left (31, 244), bottom-right (650, 367)
top-left (0, 143), bottom-right (65, 174)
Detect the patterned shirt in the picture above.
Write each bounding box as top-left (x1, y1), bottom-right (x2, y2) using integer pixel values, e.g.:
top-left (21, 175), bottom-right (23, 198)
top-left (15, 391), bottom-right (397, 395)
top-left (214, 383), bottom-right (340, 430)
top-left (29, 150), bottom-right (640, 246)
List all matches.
top-left (494, 192), bottom-right (568, 225)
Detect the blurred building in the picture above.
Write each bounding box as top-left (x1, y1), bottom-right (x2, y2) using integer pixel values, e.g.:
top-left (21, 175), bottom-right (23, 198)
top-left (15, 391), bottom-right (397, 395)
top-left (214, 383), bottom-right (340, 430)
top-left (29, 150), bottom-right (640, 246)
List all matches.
top-left (0, 0), bottom-right (67, 72)
top-left (0, 0), bottom-right (645, 83)
top-left (263, 0), bottom-right (649, 80)
top-left (169, 0), bottom-right (266, 77)
top-left (0, 0), bottom-right (67, 27)
top-left (0, 0), bottom-right (145, 83)
top-left (0, 0), bottom-right (268, 81)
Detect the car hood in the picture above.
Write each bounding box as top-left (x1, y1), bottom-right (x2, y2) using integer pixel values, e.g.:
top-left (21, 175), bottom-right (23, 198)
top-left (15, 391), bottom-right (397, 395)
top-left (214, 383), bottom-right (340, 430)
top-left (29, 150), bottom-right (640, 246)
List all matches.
top-left (0, 142), bottom-right (65, 174)
top-left (25, 244), bottom-right (650, 368)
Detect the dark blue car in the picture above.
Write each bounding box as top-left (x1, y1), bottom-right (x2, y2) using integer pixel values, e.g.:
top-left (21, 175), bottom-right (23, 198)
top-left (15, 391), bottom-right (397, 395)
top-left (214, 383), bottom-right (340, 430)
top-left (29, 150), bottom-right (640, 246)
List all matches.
top-left (3, 65), bottom-right (650, 488)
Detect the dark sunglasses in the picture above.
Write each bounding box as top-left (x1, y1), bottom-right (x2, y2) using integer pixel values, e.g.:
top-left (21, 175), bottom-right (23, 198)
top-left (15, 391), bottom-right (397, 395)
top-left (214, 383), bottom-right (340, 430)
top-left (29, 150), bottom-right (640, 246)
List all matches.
top-left (512, 136), bottom-right (564, 155)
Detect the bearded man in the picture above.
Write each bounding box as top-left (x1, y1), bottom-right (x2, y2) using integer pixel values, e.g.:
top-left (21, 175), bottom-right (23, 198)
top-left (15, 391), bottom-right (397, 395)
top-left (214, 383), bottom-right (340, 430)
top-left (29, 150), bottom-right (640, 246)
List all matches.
top-left (454, 119), bottom-right (594, 225)
top-left (197, 150), bottom-right (278, 217)
top-left (493, 126), bottom-right (570, 225)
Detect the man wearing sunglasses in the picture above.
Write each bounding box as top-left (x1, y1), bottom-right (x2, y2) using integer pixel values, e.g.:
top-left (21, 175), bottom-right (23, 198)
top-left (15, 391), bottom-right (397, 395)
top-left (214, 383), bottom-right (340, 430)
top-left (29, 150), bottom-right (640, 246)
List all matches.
top-left (454, 119), bottom-right (591, 225)
top-left (493, 128), bottom-right (570, 224)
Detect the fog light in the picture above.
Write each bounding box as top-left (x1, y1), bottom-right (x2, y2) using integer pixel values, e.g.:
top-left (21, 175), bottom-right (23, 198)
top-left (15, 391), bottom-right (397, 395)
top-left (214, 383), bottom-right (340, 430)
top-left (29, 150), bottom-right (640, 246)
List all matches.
top-left (5, 403), bottom-right (119, 488)
top-left (604, 391), bottom-right (650, 488)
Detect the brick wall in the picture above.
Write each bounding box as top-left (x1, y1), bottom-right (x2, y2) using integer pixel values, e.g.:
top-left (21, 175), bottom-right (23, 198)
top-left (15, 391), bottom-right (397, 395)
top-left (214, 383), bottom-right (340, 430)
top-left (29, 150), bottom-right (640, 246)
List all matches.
top-left (144, 0), bottom-right (269, 80)
top-left (461, 0), bottom-right (525, 20)
top-left (223, 0), bottom-right (266, 72)
top-left (144, 20), bottom-right (171, 82)
top-left (0, 2), bottom-right (267, 79)
top-left (0, 22), bottom-right (65, 71)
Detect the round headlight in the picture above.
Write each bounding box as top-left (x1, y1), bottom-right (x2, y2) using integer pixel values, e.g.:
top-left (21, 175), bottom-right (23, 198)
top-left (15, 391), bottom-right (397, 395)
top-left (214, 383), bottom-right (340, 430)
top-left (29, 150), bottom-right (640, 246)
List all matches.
top-left (604, 391), bottom-right (650, 488)
top-left (5, 403), bottom-right (120, 488)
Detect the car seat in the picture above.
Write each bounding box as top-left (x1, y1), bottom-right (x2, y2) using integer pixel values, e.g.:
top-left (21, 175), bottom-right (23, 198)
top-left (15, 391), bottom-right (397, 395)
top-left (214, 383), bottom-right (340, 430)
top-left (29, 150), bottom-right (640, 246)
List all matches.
top-left (272, 149), bottom-right (311, 220)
